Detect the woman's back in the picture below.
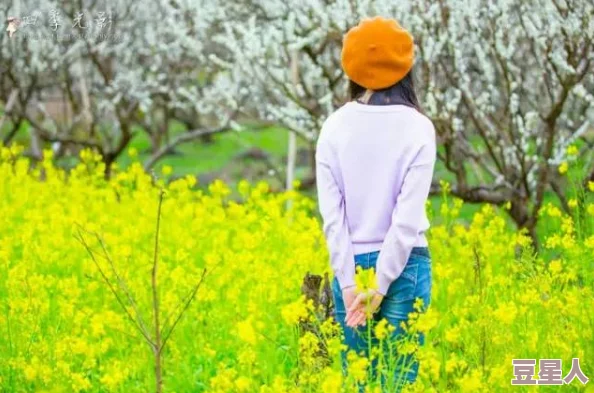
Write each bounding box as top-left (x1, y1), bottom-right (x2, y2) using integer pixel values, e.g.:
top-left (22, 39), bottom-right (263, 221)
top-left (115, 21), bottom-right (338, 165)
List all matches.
top-left (317, 100), bottom-right (436, 257)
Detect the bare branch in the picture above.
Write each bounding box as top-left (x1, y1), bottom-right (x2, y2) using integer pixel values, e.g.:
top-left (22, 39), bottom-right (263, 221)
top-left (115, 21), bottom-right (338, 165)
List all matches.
top-left (143, 125), bottom-right (230, 171)
top-left (95, 235), bottom-right (153, 344)
top-left (159, 268), bottom-right (208, 353)
top-left (75, 225), bottom-right (156, 348)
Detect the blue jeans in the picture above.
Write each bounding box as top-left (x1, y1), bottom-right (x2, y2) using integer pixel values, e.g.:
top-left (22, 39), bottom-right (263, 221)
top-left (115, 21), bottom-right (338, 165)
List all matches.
top-left (332, 247), bottom-right (432, 392)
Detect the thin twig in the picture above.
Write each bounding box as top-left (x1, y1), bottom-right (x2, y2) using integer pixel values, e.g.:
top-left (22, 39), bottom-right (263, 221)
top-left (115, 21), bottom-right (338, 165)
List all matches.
top-left (75, 306), bottom-right (140, 341)
top-left (75, 226), bottom-right (155, 348)
top-left (160, 261), bottom-right (223, 345)
top-left (152, 190), bottom-right (164, 393)
top-left (159, 268), bottom-right (208, 353)
top-left (95, 234), bottom-right (153, 345)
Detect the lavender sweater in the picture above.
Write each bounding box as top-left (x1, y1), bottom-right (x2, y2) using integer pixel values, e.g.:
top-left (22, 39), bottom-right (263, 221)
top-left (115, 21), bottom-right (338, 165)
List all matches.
top-left (315, 101), bottom-right (436, 296)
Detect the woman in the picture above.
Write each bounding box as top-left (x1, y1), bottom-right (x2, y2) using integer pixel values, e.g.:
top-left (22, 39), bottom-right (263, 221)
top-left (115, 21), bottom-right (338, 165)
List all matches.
top-left (315, 16), bottom-right (436, 392)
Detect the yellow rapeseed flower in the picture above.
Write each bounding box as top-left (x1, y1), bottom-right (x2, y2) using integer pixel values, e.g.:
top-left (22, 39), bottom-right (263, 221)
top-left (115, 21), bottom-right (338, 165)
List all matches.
top-left (237, 318), bottom-right (258, 345)
top-left (320, 369), bottom-right (342, 393)
top-left (235, 376), bottom-right (252, 392)
top-left (545, 203), bottom-right (562, 217)
top-left (354, 265), bottom-right (378, 292)
top-left (494, 302), bottom-right (518, 325)
top-left (161, 165), bottom-right (173, 176)
top-left (346, 351), bottom-right (369, 383)
top-left (548, 259), bottom-right (563, 275)
top-left (281, 296), bottom-right (309, 325)
top-left (457, 369), bottom-right (485, 391)
top-left (415, 307), bottom-right (438, 333)
top-left (445, 326), bottom-right (461, 344)
top-left (558, 161), bottom-right (568, 174)
top-left (545, 234), bottom-right (561, 249)
top-left (566, 145), bottom-right (578, 156)
top-left (374, 318), bottom-right (390, 340)
top-left (439, 179), bottom-right (451, 194)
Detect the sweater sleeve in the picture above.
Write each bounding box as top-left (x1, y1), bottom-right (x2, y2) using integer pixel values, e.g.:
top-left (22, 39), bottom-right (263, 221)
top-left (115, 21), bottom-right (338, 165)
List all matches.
top-left (375, 137), bottom-right (436, 296)
top-left (315, 136), bottom-right (356, 290)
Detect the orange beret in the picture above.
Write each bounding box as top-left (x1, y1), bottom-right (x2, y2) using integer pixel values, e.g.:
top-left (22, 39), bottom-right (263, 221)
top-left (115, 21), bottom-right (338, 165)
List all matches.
top-left (341, 16), bottom-right (415, 90)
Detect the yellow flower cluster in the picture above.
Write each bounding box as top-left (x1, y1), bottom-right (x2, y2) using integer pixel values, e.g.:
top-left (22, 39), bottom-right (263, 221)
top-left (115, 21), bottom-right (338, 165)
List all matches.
top-left (0, 146), bottom-right (592, 392)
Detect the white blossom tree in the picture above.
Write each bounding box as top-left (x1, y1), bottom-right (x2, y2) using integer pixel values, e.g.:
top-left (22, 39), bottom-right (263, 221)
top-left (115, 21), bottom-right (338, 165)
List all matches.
top-left (1, 0), bottom-right (243, 175)
top-left (410, 0), bottom-right (593, 239)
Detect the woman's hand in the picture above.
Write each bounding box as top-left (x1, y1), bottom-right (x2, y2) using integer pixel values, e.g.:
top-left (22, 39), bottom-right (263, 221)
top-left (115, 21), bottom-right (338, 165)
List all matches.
top-left (342, 286), bottom-right (358, 310)
top-left (345, 289), bottom-right (384, 327)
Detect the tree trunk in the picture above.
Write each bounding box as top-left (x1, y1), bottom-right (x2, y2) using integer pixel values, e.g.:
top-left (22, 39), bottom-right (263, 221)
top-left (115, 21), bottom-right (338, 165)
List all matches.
top-left (151, 131), bottom-right (163, 154)
top-left (103, 153), bottom-right (115, 179)
top-left (509, 198), bottom-right (539, 250)
top-left (29, 126), bottom-right (42, 160)
top-left (309, 140), bottom-right (316, 186)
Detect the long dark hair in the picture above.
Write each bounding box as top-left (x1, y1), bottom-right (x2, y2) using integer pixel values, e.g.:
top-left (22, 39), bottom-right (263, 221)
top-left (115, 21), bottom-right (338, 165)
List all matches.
top-left (348, 68), bottom-right (422, 112)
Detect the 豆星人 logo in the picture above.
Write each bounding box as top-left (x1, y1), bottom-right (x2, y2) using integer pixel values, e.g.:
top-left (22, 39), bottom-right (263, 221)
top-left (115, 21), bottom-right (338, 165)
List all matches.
top-left (512, 358), bottom-right (589, 385)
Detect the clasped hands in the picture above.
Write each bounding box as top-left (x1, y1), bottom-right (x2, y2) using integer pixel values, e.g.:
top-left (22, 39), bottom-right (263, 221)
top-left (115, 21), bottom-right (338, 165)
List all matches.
top-left (343, 287), bottom-right (384, 328)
